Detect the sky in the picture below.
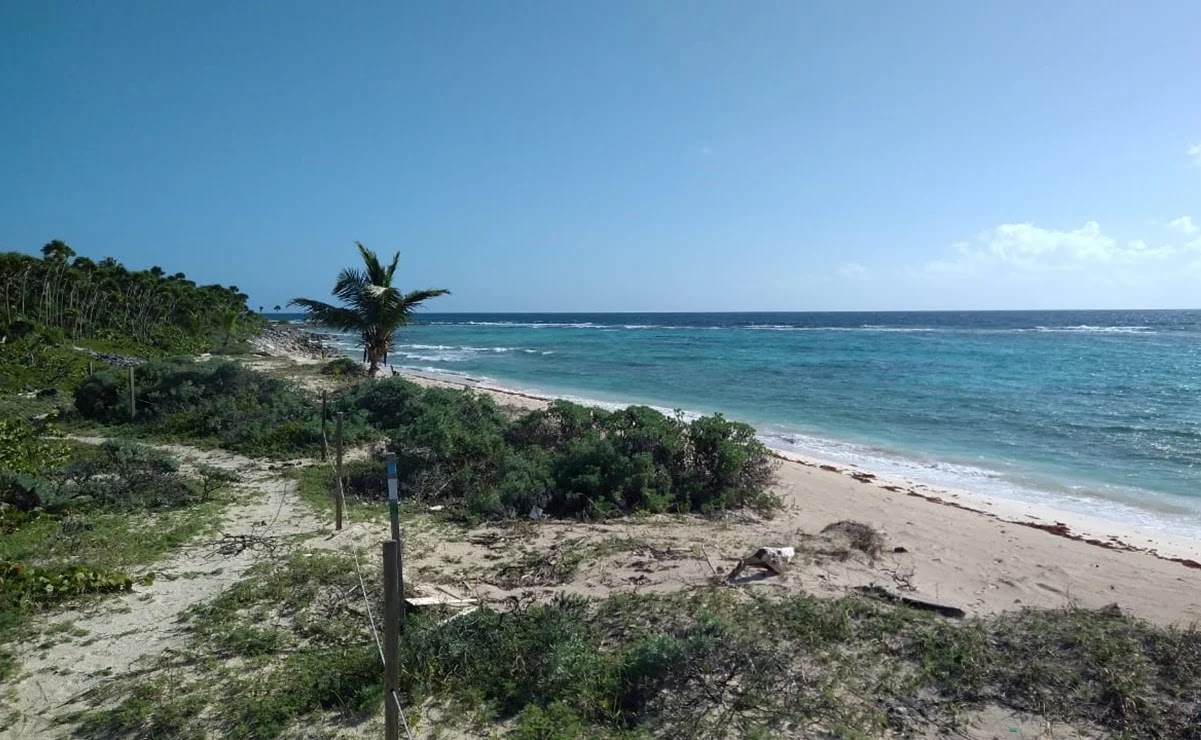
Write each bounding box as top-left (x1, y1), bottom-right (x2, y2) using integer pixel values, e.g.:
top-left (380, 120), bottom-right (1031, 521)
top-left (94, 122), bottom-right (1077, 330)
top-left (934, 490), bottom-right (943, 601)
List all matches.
top-left (2, 1), bottom-right (1199, 312)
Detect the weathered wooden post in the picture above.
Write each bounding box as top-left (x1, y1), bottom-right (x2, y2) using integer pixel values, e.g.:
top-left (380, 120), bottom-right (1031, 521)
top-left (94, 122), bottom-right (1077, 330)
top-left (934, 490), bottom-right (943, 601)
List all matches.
top-left (386, 452), bottom-right (404, 629)
top-left (334, 411), bottom-right (344, 530)
top-left (320, 390), bottom-right (328, 461)
top-left (128, 366), bottom-right (136, 419)
top-left (386, 452), bottom-right (400, 544)
top-left (382, 539), bottom-right (401, 740)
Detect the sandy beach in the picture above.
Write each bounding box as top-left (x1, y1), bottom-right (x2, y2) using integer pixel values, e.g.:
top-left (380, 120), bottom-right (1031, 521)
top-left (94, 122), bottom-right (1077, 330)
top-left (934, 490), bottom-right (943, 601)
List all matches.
top-left (397, 369), bottom-right (1201, 627)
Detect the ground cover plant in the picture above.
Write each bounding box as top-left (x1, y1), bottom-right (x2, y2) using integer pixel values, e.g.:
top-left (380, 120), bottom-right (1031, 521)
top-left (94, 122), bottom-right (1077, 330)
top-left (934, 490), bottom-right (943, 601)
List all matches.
top-left (68, 552), bottom-right (1201, 739)
top-left (0, 434), bottom-right (236, 682)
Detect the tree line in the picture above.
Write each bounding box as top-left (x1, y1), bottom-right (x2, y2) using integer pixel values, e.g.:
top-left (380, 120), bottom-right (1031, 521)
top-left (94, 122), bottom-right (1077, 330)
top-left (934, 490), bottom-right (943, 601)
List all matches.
top-left (1, 240), bottom-right (263, 352)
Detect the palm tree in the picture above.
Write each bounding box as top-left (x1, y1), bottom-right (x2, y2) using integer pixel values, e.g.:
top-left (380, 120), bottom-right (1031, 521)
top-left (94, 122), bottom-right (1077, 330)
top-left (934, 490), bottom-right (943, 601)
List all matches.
top-left (219, 306), bottom-right (241, 347)
top-left (290, 243), bottom-right (449, 375)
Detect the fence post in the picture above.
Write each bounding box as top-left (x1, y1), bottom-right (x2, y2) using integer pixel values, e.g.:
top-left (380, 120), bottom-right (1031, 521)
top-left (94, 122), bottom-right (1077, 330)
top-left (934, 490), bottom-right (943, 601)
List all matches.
top-left (386, 452), bottom-right (405, 630)
top-left (334, 411), bottom-right (344, 530)
top-left (386, 452), bottom-right (400, 544)
top-left (87, 361), bottom-right (93, 376)
top-left (382, 540), bottom-right (401, 740)
top-left (321, 391), bottom-right (328, 462)
top-left (128, 366), bottom-right (136, 419)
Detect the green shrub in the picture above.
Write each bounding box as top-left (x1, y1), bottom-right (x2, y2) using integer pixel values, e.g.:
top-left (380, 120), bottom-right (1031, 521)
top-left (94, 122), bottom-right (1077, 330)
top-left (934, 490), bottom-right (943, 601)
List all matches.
top-left (338, 380), bottom-right (510, 502)
top-left (0, 418), bottom-right (68, 475)
top-left (74, 359), bottom-right (369, 457)
top-left (0, 330), bottom-right (99, 393)
top-left (65, 440), bottom-right (197, 511)
top-left (503, 405), bottom-right (775, 519)
top-left (320, 357), bottom-right (365, 378)
top-left (680, 414), bottom-right (778, 513)
top-left (0, 560), bottom-right (138, 609)
top-left (1, 440), bottom-right (198, 516)
top-left (512, 702), bottom-right (589, 739)
top-left (334, 377), bottom-right (427, 429)
top-left (393, 593), bottom-right (794, 734)
top-left (334, 382), bottom-right (777, 520)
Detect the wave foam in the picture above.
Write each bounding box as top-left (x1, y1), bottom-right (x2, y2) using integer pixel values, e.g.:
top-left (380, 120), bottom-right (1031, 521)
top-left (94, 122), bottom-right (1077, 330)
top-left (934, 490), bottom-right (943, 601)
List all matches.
top-left (1033, 325), bottom-right (1155, 334)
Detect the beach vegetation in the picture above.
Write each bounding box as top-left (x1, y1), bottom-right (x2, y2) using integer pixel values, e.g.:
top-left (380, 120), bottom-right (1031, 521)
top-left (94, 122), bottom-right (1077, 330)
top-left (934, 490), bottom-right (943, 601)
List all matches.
top-left (68, 551), bottom-right (1201, 739)
top-left (289, 242), bottom-right (449, 375)
top-left (0, 439), bottom-right (230, 683)
top-left (330, 381), bottom-right (779, 520)
top-left (320, 356), bottom-right (367, 378)
top-left (72, 358), bottom-right (374, 457)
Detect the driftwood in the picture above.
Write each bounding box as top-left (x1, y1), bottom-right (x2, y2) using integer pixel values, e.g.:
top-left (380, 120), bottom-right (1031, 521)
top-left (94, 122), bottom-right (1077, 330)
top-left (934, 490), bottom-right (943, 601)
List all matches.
top-left (854, 585), bottom-right (966, 619)
top-left (206, 531), bottom-right (290, 557)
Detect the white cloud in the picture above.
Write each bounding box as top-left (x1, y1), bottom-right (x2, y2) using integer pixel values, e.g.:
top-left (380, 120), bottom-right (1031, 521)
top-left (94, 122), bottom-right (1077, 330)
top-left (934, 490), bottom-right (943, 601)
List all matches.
top-left (1190, 143), bottom-right (1201, 167)
top-left (922, 220), bottom-right (1200, 277)
top-left (979, 221), bottom-right (1115, 266)
top-left (1168, 216), bottom-right (1197, 235)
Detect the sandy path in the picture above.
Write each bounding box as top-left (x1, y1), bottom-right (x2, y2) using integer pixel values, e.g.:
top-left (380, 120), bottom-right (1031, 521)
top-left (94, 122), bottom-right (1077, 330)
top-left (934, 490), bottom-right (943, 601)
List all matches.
top-left (1, 441), bottom-right (323, 739)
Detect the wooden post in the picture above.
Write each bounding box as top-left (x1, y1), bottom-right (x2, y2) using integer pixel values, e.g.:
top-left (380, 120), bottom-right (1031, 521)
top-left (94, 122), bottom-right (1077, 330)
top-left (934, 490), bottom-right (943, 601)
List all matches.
top-left (386, 452), bottom-right (400, 544)
top-left (382, 540), bottom-right (401, 740)
top-left (128, 366), bottom-right (136, 419)
top-left (320, 391), bottom-right (328, 462)
top-left (334, 411), bottom-right (344, 530)
top-left (87, 361), bottom-right (93, 376)
top-left (386, 452), bottom-right (405, 629)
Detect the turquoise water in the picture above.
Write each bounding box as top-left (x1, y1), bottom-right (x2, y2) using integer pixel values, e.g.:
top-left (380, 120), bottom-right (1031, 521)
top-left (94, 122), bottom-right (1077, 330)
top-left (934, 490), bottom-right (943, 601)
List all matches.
top-left (279, 311), bottom-right (1201, 538)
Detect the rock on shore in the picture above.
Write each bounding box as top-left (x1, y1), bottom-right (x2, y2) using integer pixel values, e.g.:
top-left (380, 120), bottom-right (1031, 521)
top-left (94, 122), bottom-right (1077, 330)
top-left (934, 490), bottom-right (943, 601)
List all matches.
top-left (249, 325), bottom-right (339, 359)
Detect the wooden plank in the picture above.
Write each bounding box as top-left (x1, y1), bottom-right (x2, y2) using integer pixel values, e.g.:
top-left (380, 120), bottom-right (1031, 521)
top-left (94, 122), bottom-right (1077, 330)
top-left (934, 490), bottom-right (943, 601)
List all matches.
top-left (405, 595), bottom-right (476, 609)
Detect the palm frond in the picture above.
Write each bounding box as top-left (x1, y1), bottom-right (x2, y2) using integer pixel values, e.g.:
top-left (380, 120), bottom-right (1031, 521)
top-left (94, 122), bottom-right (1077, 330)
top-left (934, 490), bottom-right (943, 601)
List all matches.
top-left (399, 288), bottom-right (451, 308)
top-left (332, 268), bottom-right (368, 303)
top-left (355, 242), bottom-right (390, 286)
top-left (287, 298), bottom-right (361, 332)
top-left (384, 250), bottom-right (400, 284)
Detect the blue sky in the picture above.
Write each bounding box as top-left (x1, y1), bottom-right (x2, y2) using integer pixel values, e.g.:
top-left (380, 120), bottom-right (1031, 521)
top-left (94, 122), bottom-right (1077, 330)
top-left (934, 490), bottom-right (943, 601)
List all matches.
top-left (2, 1), bottom-right (1199, 311)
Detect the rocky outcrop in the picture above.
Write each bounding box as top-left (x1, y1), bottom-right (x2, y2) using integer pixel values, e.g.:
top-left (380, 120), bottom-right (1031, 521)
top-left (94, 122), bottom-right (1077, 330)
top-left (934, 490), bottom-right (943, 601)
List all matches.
top-left (249, 326), bottom-right (338, 359)
top-left (75, 347), bottom-right (147, 367)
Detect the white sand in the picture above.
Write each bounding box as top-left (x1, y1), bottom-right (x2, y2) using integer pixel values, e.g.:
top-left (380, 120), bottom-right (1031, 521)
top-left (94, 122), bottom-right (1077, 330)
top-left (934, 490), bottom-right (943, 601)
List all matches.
top-left (399, 371), bottom-right (1201, 626)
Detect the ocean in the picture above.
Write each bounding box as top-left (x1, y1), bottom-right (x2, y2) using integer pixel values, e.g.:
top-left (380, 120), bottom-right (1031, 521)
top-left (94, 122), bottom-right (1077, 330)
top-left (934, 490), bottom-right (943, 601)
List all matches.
top-left (273, 310), bottom-right (1201, 539)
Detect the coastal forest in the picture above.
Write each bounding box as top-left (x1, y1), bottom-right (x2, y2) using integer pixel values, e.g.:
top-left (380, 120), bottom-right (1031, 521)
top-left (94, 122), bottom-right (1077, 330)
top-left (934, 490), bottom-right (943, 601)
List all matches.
top-left (0, 241), bottom-right (264, 392)
top-left (1, 242), bottom-right (1198, 739)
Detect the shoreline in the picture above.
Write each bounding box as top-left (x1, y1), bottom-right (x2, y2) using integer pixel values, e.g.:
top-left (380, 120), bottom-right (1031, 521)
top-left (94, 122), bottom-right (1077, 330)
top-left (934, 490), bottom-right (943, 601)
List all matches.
top-left (244, 346), bottom-right (1201, 624)
top-left (395, 366), bottom-right (1201, 566)
top-left (397, 367), bottom-right (1201, 626)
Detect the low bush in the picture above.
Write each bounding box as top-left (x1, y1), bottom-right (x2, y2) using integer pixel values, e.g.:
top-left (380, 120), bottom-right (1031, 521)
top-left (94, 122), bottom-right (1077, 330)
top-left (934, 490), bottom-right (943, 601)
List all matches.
top-left (320, 357), bottom-right (366, 378)
top-left (0, 418), bottom-right (69, 476)
top-left (0, 329), bottom-right (99, 393)
top-left (0, 558), bottom-right (143, 682)
top-left (0, 560), bottom-right (139, 610)
top-left (72, 364), bottom-right (776, 518)
top-left (71, 544), bottom-right (1201, 739)
top-left (73, 359), bottom-right (371, 457)
top-left (330, 382), bottom-right (778, 520)
top-left (1, 439), bottom-right (199, 517)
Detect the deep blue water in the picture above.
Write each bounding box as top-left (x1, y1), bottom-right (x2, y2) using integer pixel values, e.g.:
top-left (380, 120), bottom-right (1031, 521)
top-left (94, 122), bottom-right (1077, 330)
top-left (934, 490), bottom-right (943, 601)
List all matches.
top-left (273, 310), bottom-right (1201, 537)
